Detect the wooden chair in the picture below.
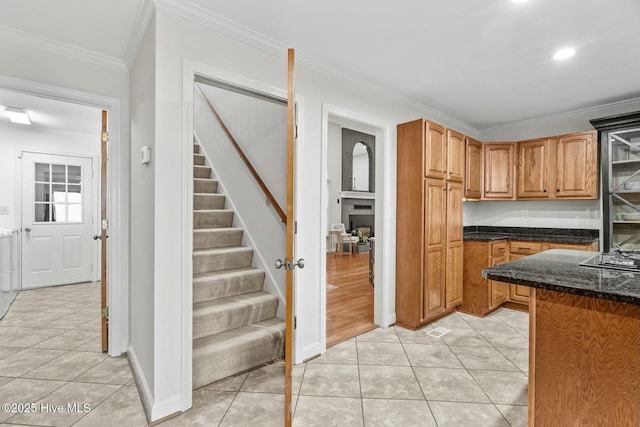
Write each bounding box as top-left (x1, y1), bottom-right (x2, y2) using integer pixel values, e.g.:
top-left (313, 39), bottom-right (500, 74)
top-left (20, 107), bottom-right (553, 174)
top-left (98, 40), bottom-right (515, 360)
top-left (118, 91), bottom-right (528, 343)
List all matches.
top-left (330, 223), bottom-right (358, 255)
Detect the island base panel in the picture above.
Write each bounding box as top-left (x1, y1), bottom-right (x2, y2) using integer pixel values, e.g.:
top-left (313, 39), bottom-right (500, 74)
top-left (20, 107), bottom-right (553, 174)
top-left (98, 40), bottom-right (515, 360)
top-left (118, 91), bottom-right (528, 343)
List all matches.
top-left (531, 288), bottom-right (640, 426)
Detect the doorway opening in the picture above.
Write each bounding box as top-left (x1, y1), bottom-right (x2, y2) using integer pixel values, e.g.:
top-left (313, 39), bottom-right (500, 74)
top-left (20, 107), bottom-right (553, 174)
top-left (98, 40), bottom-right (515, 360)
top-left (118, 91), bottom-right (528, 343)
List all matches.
top-left (0, 78), bottom-right (122, 356)
top-left (325, 115), bottom-right (381, 347)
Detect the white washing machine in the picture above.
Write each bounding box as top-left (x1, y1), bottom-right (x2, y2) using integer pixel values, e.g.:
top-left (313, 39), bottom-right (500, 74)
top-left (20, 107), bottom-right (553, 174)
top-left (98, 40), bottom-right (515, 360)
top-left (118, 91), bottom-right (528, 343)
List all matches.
top-left (0, 227), bottom-right (20, 319)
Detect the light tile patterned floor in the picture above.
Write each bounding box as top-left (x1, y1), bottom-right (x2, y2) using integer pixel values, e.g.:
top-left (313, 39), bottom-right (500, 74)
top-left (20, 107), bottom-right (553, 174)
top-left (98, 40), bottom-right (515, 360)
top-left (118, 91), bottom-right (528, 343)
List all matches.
top-left (0, 283), bottom-right (529, 426)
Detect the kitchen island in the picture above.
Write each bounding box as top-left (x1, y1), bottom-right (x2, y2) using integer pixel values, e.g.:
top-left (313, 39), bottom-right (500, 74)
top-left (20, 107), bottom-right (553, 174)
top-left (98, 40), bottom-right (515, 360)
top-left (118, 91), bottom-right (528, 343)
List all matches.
top-left (484, 250), bottom-right (640, 426)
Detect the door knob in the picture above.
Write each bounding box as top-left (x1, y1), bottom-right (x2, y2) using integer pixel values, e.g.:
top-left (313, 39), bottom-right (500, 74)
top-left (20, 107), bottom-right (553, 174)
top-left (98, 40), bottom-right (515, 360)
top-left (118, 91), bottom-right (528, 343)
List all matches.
top-left (274, 258), bottom-right (305, 270)
top-left (24, 227), bottom-right (31, 232)
top-left (93, 235), bottom-right (101, 240)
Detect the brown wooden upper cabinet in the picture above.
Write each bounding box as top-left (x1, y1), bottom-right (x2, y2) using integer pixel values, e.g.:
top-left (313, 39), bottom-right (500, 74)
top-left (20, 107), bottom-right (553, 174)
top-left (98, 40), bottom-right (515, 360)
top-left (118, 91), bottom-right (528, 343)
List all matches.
top-left (465, 137), bottom-right (483, 200)
top-left (555, 132), bottom-right (598, 199)
top-left (483, 143), bottom-right (515, 199)
top-left (516, 131), bottom-right (597, 200)
top-left (517, 138), bottom-right (552, 198)
top-left (425, 121), bottom-right (446, 179)
top-left (446, 129), bottom-right (465, 183)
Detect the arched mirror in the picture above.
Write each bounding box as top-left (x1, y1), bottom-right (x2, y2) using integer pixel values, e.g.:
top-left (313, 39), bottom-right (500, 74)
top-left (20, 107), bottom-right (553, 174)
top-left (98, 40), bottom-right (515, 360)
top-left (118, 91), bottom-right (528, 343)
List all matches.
top-left (352, 142), bottom-right (369, 191)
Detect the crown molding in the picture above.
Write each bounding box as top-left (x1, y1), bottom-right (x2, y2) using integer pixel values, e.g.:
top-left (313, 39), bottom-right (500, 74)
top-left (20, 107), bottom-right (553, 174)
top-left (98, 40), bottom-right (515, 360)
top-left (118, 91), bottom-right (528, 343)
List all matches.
top-left (123, 0), bottom-right (156, 69)
top-left (154, 0), bottom-right (479, 137)
top-left (0, 24), bottom-right (128, 73)
top-left (479, 96), bottom-right (640, 140)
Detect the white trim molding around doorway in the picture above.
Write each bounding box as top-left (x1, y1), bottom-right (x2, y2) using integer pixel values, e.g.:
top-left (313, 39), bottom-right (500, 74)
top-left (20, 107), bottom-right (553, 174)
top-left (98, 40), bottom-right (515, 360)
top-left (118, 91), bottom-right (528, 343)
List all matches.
top-left (0, 74), bottom-right (129, 357)
top-left (320, 103), bottom-right (396, 352)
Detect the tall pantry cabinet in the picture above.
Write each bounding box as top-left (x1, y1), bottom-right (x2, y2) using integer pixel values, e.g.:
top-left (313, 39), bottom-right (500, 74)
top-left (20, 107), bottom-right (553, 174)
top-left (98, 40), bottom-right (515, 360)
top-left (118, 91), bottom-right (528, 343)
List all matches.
top-left (396, 119), bottom-right (464, 329)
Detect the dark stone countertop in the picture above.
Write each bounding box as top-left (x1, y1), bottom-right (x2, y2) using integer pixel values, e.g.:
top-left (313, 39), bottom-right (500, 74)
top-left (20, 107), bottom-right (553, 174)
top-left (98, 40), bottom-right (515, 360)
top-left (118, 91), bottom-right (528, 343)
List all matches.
top-left (483, 249), bottom-right (640, 306)
top-left (463, 226), bottom-right (599, 244)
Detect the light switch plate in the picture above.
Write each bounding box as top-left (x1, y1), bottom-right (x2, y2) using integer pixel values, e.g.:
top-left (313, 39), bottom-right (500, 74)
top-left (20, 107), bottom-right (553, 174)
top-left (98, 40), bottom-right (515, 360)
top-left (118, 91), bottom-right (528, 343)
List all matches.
top-left (0, 206), bottom-right (8, 215)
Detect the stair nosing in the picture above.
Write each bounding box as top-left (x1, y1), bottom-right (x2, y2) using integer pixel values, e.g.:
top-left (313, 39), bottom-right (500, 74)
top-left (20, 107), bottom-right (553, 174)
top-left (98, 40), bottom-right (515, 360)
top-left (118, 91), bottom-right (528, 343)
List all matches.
top-left (193, 267), bottom-right (263, 281)
top-left (193, 247), bottom-right (252, 255)
top-left (193, 227), bottom-right (242, 232)
top-left (193, 318), bottom-right (284, 347)
top-left (193, 291), bottom-right (277, 311)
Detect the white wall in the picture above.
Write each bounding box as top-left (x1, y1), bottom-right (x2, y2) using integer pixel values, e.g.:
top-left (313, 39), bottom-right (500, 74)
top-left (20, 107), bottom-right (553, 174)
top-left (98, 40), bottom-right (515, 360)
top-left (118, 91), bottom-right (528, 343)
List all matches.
top-left (479, 99), bottom-right (640, 142)
top-left (128, 15), bottom-right (156, 416)
top-left (326, 122), bottom-right (341, 239)
top-left (464, 200), bottom-right (601, 229)
top-left (197, 83), bottom-right (288, 209)
top-left (154, 5), bottom-right (622, 417)
top-left (152, 5), bottom-right (478, 393)
top-left (0, 37), bottom-right (131, 355)
top-left (0, 123), bottom-right (100, 228)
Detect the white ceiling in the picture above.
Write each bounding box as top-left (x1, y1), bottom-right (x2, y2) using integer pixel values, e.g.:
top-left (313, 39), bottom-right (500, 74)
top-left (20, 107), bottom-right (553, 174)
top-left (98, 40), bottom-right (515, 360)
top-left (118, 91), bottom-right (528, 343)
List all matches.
top-left (0, 0), bottom-right (639, 130)
top-left (0, 89), bottom-right (101, 134)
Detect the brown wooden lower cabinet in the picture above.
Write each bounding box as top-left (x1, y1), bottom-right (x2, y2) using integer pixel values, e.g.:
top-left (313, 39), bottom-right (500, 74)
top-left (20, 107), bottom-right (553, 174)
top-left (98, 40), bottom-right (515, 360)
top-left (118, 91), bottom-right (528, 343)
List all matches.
top-left (530, 288), bottom-right (640, 426)
top-left (461, 239), bottom-right (598, 316)
top-left (459, 240), bottom-right (509, 317)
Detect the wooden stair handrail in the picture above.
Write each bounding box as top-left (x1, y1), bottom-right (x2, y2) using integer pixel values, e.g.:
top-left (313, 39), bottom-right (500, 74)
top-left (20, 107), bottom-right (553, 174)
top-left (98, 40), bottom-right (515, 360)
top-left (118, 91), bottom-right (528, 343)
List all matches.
top-left (196, 87), bottom-right (287, 225)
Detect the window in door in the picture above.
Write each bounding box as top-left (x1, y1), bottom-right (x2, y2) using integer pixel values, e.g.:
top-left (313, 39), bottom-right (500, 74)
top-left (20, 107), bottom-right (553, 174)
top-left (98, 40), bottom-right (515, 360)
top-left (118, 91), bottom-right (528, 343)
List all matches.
top-left (34, 163), bottom-right (83, 223)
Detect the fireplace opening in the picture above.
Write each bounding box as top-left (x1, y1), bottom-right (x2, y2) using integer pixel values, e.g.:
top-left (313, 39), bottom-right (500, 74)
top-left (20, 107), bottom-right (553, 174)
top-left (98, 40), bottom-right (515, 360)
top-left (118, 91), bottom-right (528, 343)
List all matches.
top-left (349, 214), bottom-right (374, 237)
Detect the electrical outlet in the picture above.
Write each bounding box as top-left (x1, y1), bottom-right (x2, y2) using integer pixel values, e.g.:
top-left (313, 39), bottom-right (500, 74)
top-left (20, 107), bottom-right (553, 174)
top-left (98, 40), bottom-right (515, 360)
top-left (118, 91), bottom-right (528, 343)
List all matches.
top-left (0, 206), bottom-right (8, 215)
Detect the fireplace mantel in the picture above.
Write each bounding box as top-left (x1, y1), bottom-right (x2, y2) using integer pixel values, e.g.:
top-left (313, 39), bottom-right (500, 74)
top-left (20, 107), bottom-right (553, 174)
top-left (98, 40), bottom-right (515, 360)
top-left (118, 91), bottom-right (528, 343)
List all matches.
top-left (339, 191), bottom-right (375, 200)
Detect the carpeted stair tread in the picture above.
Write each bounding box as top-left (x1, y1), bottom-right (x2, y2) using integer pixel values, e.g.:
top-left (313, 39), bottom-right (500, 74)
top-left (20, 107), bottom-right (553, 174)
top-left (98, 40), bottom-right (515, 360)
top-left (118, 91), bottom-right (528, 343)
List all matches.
top-left (194, 178), bottom-right (218, 194)
top-left (192, 318), bottom-right (285, 388)
top-left (194, 210), bottom-right (234, 229)
top-left (194, 165), bottom-right (212, 179)
top-left (193, 268), bottom-right (266, 303)
top-left (193, 291), bottom-right (278, 339)
top-left (193, 246), bottom-right (253, 274)
top-left (191, 141), bottom-right (283, 390)
top-left (193, 227), bottom-right (243, 250)
top-left (193, 153), bottom-right (205, 165)
top-left (194, 193), bottom-right (226, 210)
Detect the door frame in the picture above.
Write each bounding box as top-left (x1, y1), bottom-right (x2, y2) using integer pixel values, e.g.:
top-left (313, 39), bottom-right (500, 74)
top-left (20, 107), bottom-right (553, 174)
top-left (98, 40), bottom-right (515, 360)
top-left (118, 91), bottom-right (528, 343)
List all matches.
top-left (320, 103), bottom-right (395, 351)
top-left (17, 149), bottom-right (99, 287)
top-left (0, 74), bottom-right (126, 357)
top-left (181, 59), bottom-right (304, 410)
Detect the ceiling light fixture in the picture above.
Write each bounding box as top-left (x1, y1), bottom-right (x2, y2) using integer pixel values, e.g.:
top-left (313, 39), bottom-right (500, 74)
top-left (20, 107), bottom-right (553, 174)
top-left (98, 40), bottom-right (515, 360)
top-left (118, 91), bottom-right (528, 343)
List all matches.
top-left (553, 48), bottom-right (576, 60)
top-left (5, 106), bottom-right (31, 125)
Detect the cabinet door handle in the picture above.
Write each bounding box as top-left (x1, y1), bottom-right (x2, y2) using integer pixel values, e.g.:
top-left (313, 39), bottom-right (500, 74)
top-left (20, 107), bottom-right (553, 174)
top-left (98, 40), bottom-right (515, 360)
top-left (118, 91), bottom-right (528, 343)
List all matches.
top-left (543, 189), bottom-right (547, 192)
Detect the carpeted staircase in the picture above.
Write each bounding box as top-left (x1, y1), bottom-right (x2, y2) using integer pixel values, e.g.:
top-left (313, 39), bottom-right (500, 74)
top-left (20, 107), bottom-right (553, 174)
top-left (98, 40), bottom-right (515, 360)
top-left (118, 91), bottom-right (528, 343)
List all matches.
top-left (192, 142), bottom-right (285, 389)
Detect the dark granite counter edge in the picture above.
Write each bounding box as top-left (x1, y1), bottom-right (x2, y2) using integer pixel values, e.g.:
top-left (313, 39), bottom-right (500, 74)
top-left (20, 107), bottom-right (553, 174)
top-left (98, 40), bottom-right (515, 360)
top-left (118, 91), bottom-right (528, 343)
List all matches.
top-left (464, 232), bottom-right (599, 244)
top-left (484, 271), bottom-right (640, 306)
top-left (463, 225), bottom-right (599, 244)
top-left (464, 226), bottom-right (599, 239)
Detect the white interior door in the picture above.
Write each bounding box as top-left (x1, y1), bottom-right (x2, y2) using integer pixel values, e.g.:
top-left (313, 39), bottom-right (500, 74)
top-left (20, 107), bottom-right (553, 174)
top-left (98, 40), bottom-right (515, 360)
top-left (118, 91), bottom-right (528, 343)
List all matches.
top-left (21, 152), bottom-right (93, 289)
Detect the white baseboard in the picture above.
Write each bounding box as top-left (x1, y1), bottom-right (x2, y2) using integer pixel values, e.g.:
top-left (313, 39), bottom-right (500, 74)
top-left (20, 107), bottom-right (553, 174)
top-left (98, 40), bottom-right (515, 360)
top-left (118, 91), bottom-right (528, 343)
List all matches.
top-left (385, 313), bottom-right (396, 328)
top-left (127, 345), bottom-right (153, 419)
top-left (300, 342), bottom-right (323, 363)
top-left (128, 345), bottom-right (183, 421)
top-left (150, 395), bottom-right (182, 421)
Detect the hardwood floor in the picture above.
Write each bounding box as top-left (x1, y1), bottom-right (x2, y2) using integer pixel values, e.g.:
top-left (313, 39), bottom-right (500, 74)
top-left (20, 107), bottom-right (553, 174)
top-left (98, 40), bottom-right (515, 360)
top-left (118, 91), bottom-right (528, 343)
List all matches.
top-left (326, 252), bottom-right (376, 347)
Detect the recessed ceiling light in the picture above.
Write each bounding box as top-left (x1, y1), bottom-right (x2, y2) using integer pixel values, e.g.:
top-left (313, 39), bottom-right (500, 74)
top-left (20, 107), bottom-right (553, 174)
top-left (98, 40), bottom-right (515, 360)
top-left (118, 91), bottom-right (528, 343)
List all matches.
top-left (553, 48), bottom-right (576, 60)
top-left (5, 106), bottom-right (31, 125)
